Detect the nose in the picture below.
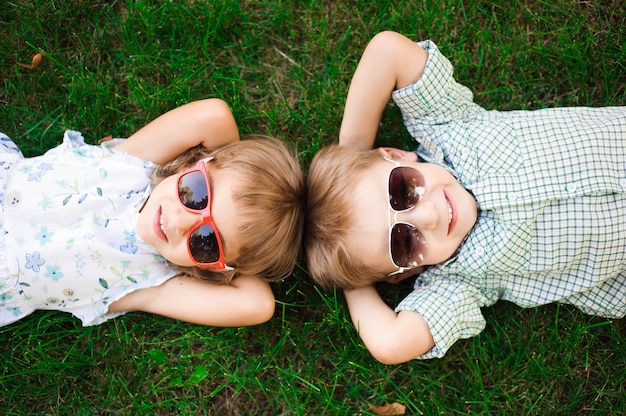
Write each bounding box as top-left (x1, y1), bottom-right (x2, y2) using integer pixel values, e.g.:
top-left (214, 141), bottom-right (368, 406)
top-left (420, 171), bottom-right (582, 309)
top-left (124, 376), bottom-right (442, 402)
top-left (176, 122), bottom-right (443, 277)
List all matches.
top-left (172, 206), bottom-right (203, 236)
top-left (395, 199), bottom-right (438, 231)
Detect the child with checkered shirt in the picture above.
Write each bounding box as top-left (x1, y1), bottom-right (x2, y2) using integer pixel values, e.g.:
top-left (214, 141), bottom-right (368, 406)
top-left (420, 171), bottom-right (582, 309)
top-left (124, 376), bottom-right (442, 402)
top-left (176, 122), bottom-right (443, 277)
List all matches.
top-left (304, 31), bottom-right (626, 363)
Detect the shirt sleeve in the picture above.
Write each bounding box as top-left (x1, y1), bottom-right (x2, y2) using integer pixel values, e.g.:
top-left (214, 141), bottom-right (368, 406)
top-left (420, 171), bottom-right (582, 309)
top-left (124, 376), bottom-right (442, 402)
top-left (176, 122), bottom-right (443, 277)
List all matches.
top-left (392, 40), bottom-right (481, 126)
top-left (560, 274), bottom-right (626, 319)
top-left (395, 276), bottom-right (490, 359)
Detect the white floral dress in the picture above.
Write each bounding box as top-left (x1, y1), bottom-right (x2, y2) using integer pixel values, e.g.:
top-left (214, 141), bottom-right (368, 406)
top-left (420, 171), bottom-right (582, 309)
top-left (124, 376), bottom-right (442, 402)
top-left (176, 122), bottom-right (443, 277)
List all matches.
top-left (0, 130), bottom-right (177, 326)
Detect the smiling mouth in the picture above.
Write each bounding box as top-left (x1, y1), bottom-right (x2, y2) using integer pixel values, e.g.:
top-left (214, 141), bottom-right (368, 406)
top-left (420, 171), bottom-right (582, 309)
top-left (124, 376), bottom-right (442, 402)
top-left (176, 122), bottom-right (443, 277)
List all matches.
top-left (445, 191), bottom-right (457, 235)
top-left (155, 207), bottom-right (168, 242)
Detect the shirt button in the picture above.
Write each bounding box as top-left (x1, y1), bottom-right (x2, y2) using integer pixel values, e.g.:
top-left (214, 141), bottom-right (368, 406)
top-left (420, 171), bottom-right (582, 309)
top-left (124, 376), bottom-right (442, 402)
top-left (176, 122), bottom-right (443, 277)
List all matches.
top-left (619, 178), bottom-right (626, 190)
top-left (460, 147), bottom-right (471, 158)
top-left (507, 192), bottom-right (518, 201)
top-left (566, 183), bottom-right (577, 193)
top-left (475, 246), bottom-right (485, 256)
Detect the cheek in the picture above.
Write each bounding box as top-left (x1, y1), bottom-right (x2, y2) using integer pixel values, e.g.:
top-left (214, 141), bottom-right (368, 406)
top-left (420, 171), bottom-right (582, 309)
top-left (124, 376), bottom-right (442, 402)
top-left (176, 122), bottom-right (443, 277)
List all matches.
top-left (427, 239), bottom-right (461, 265)
top-left (164, 243), bottom-right (195, 267)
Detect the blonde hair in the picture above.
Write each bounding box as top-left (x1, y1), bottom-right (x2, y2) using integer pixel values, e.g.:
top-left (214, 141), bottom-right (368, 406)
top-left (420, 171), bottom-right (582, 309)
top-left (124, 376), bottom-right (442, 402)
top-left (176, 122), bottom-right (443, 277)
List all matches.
top-left (154, 135), bottom-right (305, 284)
top-left (304, 144), bottom-right (389, 289)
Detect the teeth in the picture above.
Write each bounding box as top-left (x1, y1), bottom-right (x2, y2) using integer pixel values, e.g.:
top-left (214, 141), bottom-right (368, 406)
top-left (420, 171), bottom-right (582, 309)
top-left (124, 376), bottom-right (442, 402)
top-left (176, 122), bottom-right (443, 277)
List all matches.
top-left (160, 214), bottom-right (166, 235)
top-left (446, 199), bottom-right (452, 225)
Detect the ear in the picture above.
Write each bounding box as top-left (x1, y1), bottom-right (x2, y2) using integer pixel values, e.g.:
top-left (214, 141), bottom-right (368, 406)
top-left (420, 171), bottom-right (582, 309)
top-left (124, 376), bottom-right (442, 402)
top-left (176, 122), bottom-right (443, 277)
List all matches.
top-left (377, 147), bottom-right (419, 162)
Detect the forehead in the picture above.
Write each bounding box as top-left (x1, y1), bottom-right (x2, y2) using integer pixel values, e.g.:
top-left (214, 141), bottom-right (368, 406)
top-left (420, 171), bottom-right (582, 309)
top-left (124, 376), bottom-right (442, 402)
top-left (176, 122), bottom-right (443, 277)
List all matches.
top-left (345, 159), bottom-right (396, 273)
top-left (350, 155), bottom-right (392, 206)
top-left (204, 164), bottom-right (247, 261)
top-left (352, 157), bottom-right (391, 201)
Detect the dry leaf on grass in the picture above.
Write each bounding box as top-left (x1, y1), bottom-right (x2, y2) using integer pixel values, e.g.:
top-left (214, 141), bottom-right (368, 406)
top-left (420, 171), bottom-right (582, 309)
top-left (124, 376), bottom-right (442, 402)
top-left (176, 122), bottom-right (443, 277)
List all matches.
top-left (18, 52), bottom-right (43, 69)
top-left (367, 402), bottom-right (407, 415)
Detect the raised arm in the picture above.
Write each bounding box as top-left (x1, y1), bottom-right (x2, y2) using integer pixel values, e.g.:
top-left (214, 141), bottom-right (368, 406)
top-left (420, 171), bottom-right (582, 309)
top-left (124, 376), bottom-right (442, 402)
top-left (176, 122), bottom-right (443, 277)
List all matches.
top-left (339, 31), bottom-right (428, 150)
top-left (113, 98), bottom-right (240, 165)
top-left (109, 275), bottom-right (275, 327)
top-left (344, 285), bottom-right (434, 364)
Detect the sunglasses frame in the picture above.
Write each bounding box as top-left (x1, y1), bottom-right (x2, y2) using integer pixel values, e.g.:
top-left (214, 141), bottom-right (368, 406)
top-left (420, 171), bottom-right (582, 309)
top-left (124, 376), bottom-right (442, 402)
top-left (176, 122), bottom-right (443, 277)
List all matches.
top-left (177, 157), bottom-right (233, 271)
top-left (384, 157), bottom-right (428, 276)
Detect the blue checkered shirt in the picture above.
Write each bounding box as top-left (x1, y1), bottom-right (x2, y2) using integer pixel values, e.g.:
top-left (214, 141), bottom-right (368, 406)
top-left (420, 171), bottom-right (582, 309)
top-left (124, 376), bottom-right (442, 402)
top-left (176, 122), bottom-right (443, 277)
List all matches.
top-left (392, 40), bottom-right (626, 359)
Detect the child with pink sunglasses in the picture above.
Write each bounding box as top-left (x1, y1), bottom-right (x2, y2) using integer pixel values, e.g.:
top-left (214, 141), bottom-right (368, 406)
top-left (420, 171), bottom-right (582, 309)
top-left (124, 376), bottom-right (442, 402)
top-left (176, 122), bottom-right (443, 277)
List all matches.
top-left (0, 99), bottom-right (304, 327)
top-left (304, 31), bottom-right (626, 363)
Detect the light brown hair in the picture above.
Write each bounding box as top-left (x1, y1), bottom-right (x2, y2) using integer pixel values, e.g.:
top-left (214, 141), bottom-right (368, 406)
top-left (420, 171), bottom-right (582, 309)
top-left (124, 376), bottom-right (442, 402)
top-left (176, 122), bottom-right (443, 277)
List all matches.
top-left (304, 144), bottom-right (389, 289)
top-left (154, 135), bottom-right (305, 284)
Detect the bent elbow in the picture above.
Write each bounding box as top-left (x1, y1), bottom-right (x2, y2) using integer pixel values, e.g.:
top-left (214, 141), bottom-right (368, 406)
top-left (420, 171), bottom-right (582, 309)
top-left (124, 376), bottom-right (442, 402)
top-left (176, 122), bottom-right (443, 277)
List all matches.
top-left (195, 99), bottom-right (237, 136)
top-left (365, 31), bottom-right (407, 58)
top-left (366, 335), bottom-right (427, 365)
top-left (244, 294), bottom-right (276, 326)
top-left (256, 296), bottom-right (276, 324)
top-left (369, 343), bottom-right (409, 365)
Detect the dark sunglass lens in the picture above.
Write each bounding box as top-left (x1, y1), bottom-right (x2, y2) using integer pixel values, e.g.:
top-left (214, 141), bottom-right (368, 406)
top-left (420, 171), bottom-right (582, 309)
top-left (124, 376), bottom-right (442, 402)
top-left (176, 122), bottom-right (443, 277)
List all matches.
top-left (390, 223), bottom-right (427, 267)
top-left (178, 170), bottom-right (209, 210)
top-left (189, 224), bottom-right (220, 264)
top-left (389, 167), bottom-right (425, 211)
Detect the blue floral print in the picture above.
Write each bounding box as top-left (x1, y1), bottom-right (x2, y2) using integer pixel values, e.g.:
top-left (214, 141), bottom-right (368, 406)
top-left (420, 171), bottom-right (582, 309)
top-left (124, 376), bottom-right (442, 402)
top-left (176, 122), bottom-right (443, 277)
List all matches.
top-left (25, 252), bottom-right (46, 273)
top-left (35, 227), bottom-right (54, 245)
top-left (0, 130), bottom-right (176, 327)
top-left (45, 265), bottom-right (63, 281)
top-left (120, 240), bottom-right (138, 254)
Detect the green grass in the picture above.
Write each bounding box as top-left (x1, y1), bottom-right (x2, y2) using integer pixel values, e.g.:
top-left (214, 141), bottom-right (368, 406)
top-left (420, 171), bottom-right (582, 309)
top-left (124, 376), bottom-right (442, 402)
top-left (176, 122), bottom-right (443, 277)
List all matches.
top-left (1, 0), bottom-right (625, 414)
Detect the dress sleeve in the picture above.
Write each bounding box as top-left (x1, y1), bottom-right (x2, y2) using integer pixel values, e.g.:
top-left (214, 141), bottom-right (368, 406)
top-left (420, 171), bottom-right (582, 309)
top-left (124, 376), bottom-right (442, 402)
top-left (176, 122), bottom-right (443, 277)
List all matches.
top-left (395, 275), bottom-right (491, 359)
